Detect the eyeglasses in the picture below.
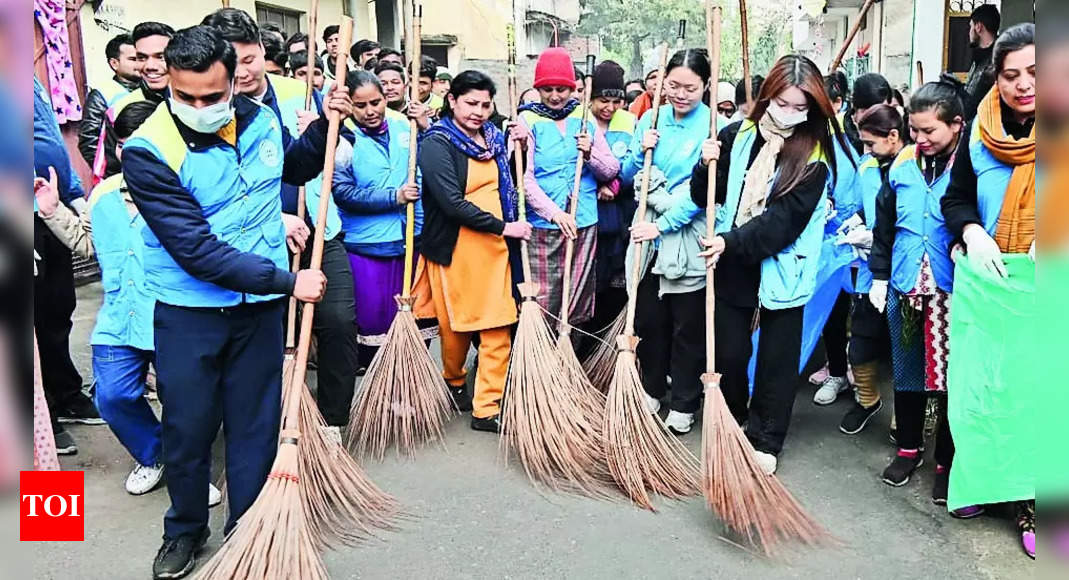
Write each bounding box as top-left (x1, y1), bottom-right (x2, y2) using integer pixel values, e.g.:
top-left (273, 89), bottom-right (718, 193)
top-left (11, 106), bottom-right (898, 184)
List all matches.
top-left (717, 105), bottom-right (737, 116)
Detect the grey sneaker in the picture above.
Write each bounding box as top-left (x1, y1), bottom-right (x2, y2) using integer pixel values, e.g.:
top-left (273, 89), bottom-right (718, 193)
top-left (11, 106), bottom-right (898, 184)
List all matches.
top-left (813, 376), bottom-right (850, 406)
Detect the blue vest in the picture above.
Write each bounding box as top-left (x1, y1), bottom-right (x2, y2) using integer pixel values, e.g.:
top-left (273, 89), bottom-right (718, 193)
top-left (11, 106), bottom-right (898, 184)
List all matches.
top-left (826, 122), bottom-right (861, 234)
top-left (716, 121), bottom-right (830, 310)
top-left (887, 145), bottom-right (956, 293)
top-left (125, 102), bottom-right (290, 307)
top-left (598, 109), bottom-right (636, 235)
top-left (88, 175), bottom-right (154, 351)
top-left (268, 74), bottom-right (343, 241)
top-left (968, 121), bottom-right (1012, 235)
top-left (339, 109), bottom-right (423, 253)
top-left (520, 108), bottom-right (599, 230)
top-left (853, 154), bottom-right (883, 294)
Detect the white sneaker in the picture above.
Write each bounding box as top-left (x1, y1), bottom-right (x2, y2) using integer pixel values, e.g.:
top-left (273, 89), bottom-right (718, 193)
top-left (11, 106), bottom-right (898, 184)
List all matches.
top-left (753, 451), bottom-right (778, 475)
top-left (664, 410), bottom-right (694, 434)
top-left (813, 376), bottom-right (850, 406)
top-left (808, 363), bottom-right (830, 385)
top-left (645, 394), bottom-right (662, 414)
top-left (125, 463), bottom-right (165, 495)
top-left (208, 482), bottom-right (222, 508)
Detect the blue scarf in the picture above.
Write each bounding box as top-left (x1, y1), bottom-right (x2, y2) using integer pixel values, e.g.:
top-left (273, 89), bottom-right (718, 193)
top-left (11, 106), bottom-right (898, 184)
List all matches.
top-left (426, 117), bottom-right (518, 222)
top-left (518, 99), bottom-right (579, 121)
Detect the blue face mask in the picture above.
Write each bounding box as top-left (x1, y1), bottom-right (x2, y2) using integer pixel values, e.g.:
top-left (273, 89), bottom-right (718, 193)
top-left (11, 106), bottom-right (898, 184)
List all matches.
top-left (169, 83), bottom-right (235, 134)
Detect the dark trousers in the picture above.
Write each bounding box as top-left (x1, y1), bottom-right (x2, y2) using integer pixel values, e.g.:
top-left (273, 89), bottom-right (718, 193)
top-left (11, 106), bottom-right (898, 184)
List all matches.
top-left (33, 216), bottom-right (84, 414)
top-left (894, 390), bottom-right (955, 468)
top-left (298, 236), bottom-right (358, 426)
top-left (717, 300), bottom-right (805, 455)
top-left (154, 300), bottom-right (284, 540)
top-left (848, 293), bottom-right (890, 367)
top-left (823, 290), bottom-right (851, 377)
top-left (578, 286), bottom-right (628, 359)
top-left (634, 269), bottom-right (705, 414)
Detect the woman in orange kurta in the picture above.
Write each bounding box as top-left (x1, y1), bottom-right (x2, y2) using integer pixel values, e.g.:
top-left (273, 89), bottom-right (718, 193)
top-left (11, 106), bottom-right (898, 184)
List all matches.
top-left (415, 71), bottom-right (532, 433)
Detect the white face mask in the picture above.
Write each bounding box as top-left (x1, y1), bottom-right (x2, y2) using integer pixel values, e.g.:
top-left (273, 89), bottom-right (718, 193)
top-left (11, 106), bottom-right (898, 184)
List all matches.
top-left (767, 101), bottom-right (809, 129)
top-left (169, 83), bottom-right (235, 134)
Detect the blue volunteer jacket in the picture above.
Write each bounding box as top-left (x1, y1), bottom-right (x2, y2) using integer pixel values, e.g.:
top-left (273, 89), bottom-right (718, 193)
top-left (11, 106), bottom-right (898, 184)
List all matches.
top-left (621, 103), bottom-right (710, 233)
top-left (520, 107), bottom-right (600, 230)
top-left (716, 120), bottom-right (831, 310)
top-left (122, 97), bottom-right (331, 308)
top-left (826, 118), bottom-right (861, 234)
top-left (87, 175), bottom-right (154, 351)
top-left (853, 154), bottom-right (883, 294)
top-left (34, 77), bottom-right (84, 206)
top-left (886, 145), bottom-right (956, 293)
top-left (968, 121), bottom-right (1013, 235)
top-left (264, 74), bottom-right (343, 241)
top-left (333, 108), bottom-right (423, 257)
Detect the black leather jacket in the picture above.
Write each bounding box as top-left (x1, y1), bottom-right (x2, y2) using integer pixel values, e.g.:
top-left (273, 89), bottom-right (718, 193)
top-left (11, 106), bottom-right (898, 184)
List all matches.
top-left (77, 75), bottom-right (140, 171)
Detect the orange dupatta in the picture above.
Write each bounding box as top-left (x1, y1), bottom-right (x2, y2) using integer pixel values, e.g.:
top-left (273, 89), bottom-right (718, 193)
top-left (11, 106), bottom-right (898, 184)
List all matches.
top-left (978, 87), bottom-right (1036, 253)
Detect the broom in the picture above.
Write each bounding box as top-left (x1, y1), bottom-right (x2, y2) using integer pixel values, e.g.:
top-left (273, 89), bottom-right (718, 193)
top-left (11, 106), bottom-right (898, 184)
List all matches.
top-left (346, 1), bottom-right (455, 460)
top-left (603, 38), bottom-right (701, 512)
top-left (194, 18), bottom-right (361, 579)
top-left (581, 308), bottom-right (625, 393)
top-left (700, 1), bottom-right (830, 555)
top-left (499, 21), bottom-right (610, 497)
top-left (282, 4), bottom-right (399, 547)
top-left (555, 53), bottom-right (607, 423)
top-left (739, 0), bottom-right (753, 109)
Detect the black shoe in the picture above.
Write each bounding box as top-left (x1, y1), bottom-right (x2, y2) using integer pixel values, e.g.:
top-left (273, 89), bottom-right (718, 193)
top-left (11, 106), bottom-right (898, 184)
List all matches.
top-left (450, 386), bottom-right (473, 412)
top-left (470, 415), bottom-right (501, 434)
top-left (840, 399), bottom-right (882, 435)
top-left (152, 528), bottom-right (210, 579)
top-left (53, 425), bottom-right (77, 456)
top-left (58, 392), bottom-right (105, 425)
top-left (882, 453), bottom-right (924, 487)
top-left (932, 468), bottom-right (949, 505)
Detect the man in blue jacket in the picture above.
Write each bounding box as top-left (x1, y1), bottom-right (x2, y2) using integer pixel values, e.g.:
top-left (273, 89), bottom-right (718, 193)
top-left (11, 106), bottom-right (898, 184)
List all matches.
top-left (120, 26), bottom-right (350, 579)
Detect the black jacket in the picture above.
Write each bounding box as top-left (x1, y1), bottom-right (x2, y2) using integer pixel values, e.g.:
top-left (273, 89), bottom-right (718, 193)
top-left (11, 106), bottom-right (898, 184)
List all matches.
top-left (77, 76), bottom-right (140, 170)
top-left (690, 121), bottom-right (829, 307)
top-left (417, 131), bottom-right (509, 266)
top-left (964, 44), bottom-right (995, 120)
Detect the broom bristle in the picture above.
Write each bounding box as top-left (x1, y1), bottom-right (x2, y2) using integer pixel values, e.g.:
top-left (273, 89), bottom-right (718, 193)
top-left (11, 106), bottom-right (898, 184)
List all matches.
top-left (581, 310), bottom-right (626, 393)
top-left (193, 435), bottom-right (328, 580)
top-left (700, 382), bottom-right (832, 555)
top-left (282, 355), bottom-right (399, 547)
top-left (502, 292), bottom-right (611, 497)
top-left (556, 333), bottom-right (607, 427)
top-left (347, 297), bottom-right (455, 459)
top-left (604, 336), bottom-right (700, 511)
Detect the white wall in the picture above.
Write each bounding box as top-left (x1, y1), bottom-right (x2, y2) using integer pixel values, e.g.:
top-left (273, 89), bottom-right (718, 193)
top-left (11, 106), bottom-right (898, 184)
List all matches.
top-left (911, 0), bottom-right (946, 89)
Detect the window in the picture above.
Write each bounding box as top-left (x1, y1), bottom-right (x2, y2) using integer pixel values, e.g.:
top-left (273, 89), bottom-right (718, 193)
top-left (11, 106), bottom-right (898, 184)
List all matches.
top-left (256, 3), bottom-right (304, 39)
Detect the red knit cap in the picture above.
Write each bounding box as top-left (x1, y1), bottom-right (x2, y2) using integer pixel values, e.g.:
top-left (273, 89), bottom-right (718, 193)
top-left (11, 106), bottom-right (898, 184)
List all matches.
top-left (533, 47), bottom-right (576, 90)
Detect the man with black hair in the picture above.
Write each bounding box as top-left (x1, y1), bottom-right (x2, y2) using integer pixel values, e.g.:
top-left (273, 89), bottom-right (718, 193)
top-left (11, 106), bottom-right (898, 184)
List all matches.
top-left (322, 24), bottom-right (354, 81)
top-left (92, 22), bottom-right (174, 183)
top-left (290, 50), bottom-right (325, 92)
top-left (203, 7), bottom-right (360, 441)
top-left (417, 54), bottom-right (443, 118)
top-left (965, 4), bottom-right (1000, 119)
top-left (376, 46), bottom-right (404, 66)
top-left (625, 78), bottom-right (644, 95)
top-left (351, 38), bottom-right (380, 67)
top-left (375, 58), bottom-right (432, 130)
top-left (120, 24), bottom-right (347, 578)
top-left (260, 26), bottom-right (286, 74)
top-left (284, 30), bottom-right (308, 55)
top-left (78, 33), bottom-right (140, 168)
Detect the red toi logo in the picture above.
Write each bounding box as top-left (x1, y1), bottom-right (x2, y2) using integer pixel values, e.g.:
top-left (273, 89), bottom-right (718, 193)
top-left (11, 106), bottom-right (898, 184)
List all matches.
top-left (20, 471), bottom-right (84, 541)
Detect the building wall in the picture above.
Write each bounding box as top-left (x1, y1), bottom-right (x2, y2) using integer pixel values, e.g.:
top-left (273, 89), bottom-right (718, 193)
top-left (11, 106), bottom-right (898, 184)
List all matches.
top-left (79, 0), bottom-right (349, 90)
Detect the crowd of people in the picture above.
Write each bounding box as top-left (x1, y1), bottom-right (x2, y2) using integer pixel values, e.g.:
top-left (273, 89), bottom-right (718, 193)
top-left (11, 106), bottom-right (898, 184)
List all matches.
top-left (30, 4), bottom-right (1036, 578)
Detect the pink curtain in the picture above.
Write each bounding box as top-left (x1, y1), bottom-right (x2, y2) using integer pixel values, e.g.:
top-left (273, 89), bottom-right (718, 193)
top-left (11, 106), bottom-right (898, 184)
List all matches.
top-left (34, 0), bottom-right (82, 123)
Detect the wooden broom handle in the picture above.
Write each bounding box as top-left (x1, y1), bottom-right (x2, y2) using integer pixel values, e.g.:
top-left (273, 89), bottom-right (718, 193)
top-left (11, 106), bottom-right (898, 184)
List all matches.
top-left (704, 3), bottom-right (722, 376)
top-left (286, 0), bottom-right (321, 350)
top-left (286, 17), bottom-right (353, 427)
top-left (623, 43), bottom-right (670, 338)
top-left (558, 55), bottom-right (596, 333)
top-left (829, 0), bottom-right (876, 72)
top-left (915, 60), bottom-right (925, 87)
top-left (506, 23), bottom-right (533, 281)
top-left (402, 1), bottom-right (421, 298)
top-left (739, 0), bottom-right (752, 108)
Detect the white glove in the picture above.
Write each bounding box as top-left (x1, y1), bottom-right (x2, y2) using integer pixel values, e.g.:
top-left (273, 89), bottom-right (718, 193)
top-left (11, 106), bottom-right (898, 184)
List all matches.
top-left (963, 224), bottom-right (1007, 278)
top-left (1029, 239), bottom-right (1036, 262)
top-left (835, 213), bottom-right (864, 236)
top-left (869, 279), bottom-right (888, 313)
top-left (824, 199), bottom-right (837, 223)
top-left (838, 226), bottom-right (873, 250)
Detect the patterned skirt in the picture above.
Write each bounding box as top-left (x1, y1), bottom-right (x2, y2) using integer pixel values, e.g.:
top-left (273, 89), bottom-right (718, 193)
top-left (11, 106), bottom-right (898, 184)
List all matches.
top-left (887, 288), bottom-right (951, 392)
top-left (528, 225), bottom-right (598, 326)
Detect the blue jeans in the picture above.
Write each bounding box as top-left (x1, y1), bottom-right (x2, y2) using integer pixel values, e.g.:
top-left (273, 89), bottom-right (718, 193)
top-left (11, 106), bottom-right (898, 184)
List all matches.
top-left (92, 345), bottom-right (161, 466)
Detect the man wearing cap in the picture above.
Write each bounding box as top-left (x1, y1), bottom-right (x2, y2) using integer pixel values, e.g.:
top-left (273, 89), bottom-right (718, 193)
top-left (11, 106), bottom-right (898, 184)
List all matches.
top-left (433, 69), bottom-right (452, 98)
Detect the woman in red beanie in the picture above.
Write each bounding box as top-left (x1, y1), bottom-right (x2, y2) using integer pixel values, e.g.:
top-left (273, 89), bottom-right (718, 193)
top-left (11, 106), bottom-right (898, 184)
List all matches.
top-left (514, 47), bottom-right (620, 330)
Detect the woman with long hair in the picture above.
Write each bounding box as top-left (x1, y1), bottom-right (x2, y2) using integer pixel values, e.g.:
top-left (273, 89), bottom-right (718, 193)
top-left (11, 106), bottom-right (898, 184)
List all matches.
top-left (691, 54), bottom-right (848, 474)
top-left (333, 71), bottom-right (425, 369)
top-left (942, 23), bottom-right (1036, 559)
top-left (414, 71), bottom-right (532, 433)
top-left (514, 47), bottom-right (620, 332)
top-left (836, 104), bottom-right (906, 435)
top-left (867, 77), bottom-right (976, 515)
top-left (622, 49), bottom-right (713, 435)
